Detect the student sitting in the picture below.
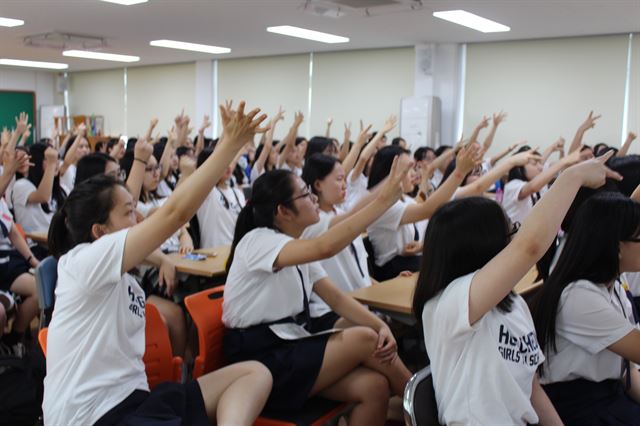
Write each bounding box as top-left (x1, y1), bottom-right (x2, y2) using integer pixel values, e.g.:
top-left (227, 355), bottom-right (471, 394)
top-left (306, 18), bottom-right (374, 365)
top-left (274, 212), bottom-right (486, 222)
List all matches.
top-left (413, 152), bottom-right (616, 425)
top-left (222, 162), bottom-right (412, 424)
top-left (42, 102), bottom-right (273, 426)
top-left (533, 191), bottom-right (640, 425)
top-left (75, 152), bottom-right (123, 186)
top-left (366, 144), bottom-right (479, 280)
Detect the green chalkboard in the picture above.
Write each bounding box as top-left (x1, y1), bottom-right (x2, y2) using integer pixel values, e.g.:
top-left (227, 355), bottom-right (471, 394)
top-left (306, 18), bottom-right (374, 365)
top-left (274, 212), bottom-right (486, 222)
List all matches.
top-left (0, 91), bottom-right (36, 145)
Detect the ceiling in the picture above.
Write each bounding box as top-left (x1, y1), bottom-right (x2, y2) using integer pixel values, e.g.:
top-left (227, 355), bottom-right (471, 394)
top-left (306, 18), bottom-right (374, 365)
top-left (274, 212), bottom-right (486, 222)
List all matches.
top-left (0, 0), bottom-right (638, 72)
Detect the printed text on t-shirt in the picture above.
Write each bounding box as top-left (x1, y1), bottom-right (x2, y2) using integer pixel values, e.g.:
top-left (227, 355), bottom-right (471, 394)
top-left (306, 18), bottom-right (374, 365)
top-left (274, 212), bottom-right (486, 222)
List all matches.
top-left (497, 324), bottom-right (540, 366)
top-left (128, 285), bottom-right (145, 318)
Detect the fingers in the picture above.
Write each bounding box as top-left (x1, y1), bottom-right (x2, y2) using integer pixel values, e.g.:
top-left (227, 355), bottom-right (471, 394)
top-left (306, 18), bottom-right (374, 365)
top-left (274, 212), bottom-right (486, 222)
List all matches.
top-left (605, 167), bottom-right (623, 181)
top-left (596, 149), bottom-right (615, 163)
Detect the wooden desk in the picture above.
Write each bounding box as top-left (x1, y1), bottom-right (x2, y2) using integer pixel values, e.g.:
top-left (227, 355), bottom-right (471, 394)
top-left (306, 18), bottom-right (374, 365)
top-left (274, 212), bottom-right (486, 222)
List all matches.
top-left (26, 231), bottom-right (48, 244)
top-left (350, 266), bottom-right (541, 318)
top-left (168, 246), bottom-right (230, 278)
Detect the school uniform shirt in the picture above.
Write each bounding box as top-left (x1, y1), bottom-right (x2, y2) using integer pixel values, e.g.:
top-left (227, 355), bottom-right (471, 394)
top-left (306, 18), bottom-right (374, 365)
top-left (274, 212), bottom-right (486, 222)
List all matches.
top-left (281, 162), bottom-right (302, 177)
top-left (197, 186), bottom-right (245, 248)
top-left (540, 279), bottom-right (637, 385)
top-left (431, 168), bottom-right (443, 188)
top-left (59, 163), bottom-right (76, 195)
top-left (622, 272), bottom-right (640, 297)
top-left (344, 170), bottom-right (368, 211)
top-left (423, 272), bottom-right (544, 425)
top-left (0, 199), bottom-right (15, 257)
top-left (156, 177), bottom-right (175, 198)
top-left (222, 227), bottom-right (327, 329)
top-left (366, 198), bottom-right (420, 267)
top-left (10, 178), bottom-right (57, 233)
top-left (503, 179), bottom-right (547, 224)
top-left (250, 166), bottom-right (264, 184)
top-left (301, 209), bottom-right (370, 318)
top-left (43, 229), bottom-right (148, 426)
top-left (138, 197), bottom-right (180, 252)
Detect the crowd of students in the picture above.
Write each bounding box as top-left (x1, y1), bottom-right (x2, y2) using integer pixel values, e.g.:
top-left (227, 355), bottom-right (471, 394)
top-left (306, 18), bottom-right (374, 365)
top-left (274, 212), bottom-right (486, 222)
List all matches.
top-left (0, 104), bottom-right (639, 425)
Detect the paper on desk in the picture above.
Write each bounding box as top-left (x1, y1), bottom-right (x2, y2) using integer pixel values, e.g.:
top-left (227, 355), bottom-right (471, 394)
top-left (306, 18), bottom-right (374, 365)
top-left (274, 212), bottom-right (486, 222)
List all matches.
top-left (269, 323), bottom-right (342, 340)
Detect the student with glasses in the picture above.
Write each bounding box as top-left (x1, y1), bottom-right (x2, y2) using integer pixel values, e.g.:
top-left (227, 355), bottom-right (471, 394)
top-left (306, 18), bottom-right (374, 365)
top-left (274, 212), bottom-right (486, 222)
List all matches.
top-left (196, 147), bottom-right (246, 248)
top-left (413, 153), bottom-right (618, 425)
top-left (222, 160), bottom-right (414, 424)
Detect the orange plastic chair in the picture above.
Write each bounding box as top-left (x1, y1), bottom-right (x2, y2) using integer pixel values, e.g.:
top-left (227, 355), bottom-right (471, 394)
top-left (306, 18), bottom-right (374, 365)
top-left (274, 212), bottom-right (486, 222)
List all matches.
top-left (184, 287), bottom-right (349, 426)
top-left (38, 327), bottom-right (48, 356)
top-left (143, 302), bottom-right (183, 390)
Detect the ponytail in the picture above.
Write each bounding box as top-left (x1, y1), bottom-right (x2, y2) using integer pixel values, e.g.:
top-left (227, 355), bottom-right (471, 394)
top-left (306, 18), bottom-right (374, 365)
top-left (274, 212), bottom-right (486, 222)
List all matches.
top-left (48, 209), bottom-right (71, 259)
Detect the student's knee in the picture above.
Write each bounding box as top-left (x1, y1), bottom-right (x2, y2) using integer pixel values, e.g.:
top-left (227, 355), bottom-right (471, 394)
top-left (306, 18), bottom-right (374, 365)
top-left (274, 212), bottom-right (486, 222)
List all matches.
top-left (246, 361), bottom-right (273, 386)
top-left (361, 371), bottom-right (391, 403)
top-left (344, 326), bottom-right (378, 353)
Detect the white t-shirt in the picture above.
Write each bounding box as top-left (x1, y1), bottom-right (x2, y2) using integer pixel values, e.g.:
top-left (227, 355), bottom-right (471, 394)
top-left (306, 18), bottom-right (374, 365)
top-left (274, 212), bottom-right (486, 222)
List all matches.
top-left (197, 186), bottom-right (245, 248)
top-left (540, 279), bottom-right (637, 385)
top-left (10, 178), bottom-right (56, 233)
top-left (137, 197), bottom-right (180, 252)
top-left (423, 272), bottom-right (544, 425)
top-left (503, 179), bottom-right (546, 224)
top-left (344, 170), bottom-right (368, 211)
top-left (622, 272), bottom-right (640, 297)
top-left (250, 166), bottom-right (264, 184)
top-left (43, 229), bottom-right (148, 426)
top-left (281, 162), bottom-right (302, 177)
top-left (431, 168), bottom-right (443, 188)
top-left (156, 177), bottom-right (175, 198)
top-left (0, 199), bottom-right (15, 256)
top-left (367, 198), bottom-right (418, 266)
top-left (302, 209), bottom-right (370, 317)
top-left (222, 227), bottom-right (327, 329)
top-left (59, 163), bottom-right (76, 195)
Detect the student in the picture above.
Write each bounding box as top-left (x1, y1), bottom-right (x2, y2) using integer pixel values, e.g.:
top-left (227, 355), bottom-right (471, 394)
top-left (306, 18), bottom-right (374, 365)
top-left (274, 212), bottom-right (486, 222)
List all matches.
top-left (413, 153), bottom-right (617, 425)
top-left (301, 153), bottom-right (378, 326)
top-left (197, 148), bottom-right (245, 247)
top-left (305, 136), bottom-right (339, 161)
top-left (222, 161), bottom-right (413, 424)
top-left (533, 191), bottom-right (640, 425)
top-left (366, 144), bottom-right (479, 280)
top-left (75, 152), bottom-right (123, 186)
top-left (42, 102), bottom-right (273, 426)
top-left (503, 145), bottom-right (581, 224)
top-left (11, 143), bottom-right (66, 240)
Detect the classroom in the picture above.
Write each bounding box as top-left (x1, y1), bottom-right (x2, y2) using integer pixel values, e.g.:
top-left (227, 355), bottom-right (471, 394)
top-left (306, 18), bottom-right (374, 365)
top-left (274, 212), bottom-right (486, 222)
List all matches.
top-left (0, 1), bottom-right (639, 425)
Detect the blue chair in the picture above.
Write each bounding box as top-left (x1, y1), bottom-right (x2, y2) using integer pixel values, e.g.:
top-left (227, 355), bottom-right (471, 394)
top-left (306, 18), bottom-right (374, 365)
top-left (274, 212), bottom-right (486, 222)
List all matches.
top-left (34, 256), bottom-right (58, 329)
top-left (403, 366), bottom-right (442, 426)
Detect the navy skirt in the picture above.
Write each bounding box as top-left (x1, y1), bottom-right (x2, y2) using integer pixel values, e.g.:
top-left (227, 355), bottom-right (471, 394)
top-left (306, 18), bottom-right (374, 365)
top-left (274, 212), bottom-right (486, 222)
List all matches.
top-left (543, 378), bottom-right (640, 426)
top-left (224, 321), bottom-right (331, 411)
top-left (374, 254), bottom-right (422, 281)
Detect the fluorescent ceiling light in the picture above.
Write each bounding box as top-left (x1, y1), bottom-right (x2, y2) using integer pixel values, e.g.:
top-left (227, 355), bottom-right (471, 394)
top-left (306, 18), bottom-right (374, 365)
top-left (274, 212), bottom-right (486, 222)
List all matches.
top-left (0, 59), bottom-right (68, 70)
top-left (0, 17), bottom-right (24, 27)
top-left (63, 50), bottom-right (140, 63)
top-left (100, 0), bottom-right (148, 5)
top-left (266, 25), bottom-right (349, 44)
top-left (433, 10), bottom-right (510, 33)
top-left (150, 39), bottom-right (230, 54)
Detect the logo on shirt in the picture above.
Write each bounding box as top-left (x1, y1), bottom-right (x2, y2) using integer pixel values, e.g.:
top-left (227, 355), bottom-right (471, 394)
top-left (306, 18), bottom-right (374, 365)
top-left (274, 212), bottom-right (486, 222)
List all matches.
top-left (497, 324), bottom-right (540, 366)
top-left (128, 285), bottom-right (145, 319)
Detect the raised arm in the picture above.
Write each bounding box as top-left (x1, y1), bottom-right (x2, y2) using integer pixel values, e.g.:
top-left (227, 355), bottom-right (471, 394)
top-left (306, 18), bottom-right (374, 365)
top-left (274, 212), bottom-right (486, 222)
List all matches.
top-left (60, 124), bottom-right (87, 176)
top-left (195, 115), bottom-right (211, 158)
top-left (338, 122), bottom-right (351, 163)
top-left (517, 149), bottom-right (581, 200)
top-left (618, 131), bottom-right (637, 157)
top-left (0, 149), bottom-right (28, 197)
top-left (482, 111), bottom-right (507, 153)
top-left (489, 143), bottom-right (519, 167)
top-left (401, 144), bottom-right (480, 224)
top-left (122, 102), bottom-right (268, 274)
top-left (8, 113), bottom-right (30, 151)
top-left (469, 152), bottom-right (620, 324)
top-left (274, 156), bottom-right (409, 268)
top-left (27, 147), bottom-right (59, 204)
top-left (325, 117), bottom-right (333, 138)
top-left (277, 112), bottom-right (304, 168)
top-left (568, 111), bottom-right (600, 154)
top-left (342, 122), bottom-right (371, 177)
top-left (125, 135), bottom-right (154, 205)
top-left (469, 116), bottom-right (490, 146)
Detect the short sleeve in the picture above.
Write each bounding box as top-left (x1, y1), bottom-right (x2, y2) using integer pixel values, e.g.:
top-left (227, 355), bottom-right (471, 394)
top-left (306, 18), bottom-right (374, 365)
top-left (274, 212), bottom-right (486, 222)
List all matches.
top-left (308, 261), bottom-right (328, 286)
top-left (11, 179), bottom-right (33, 207)
top-left (242, 229), bottom-right (293, 273)
top-left (504, 180), bottom-right (526, 205)
top-left (369, 201), bottom-right (405, 231)
top-left (558, 284), bottom-right (636, 354)
top-left (429, 273), bottom-right (479, 339)
top-left (61, 228), bottom-right (129, 292)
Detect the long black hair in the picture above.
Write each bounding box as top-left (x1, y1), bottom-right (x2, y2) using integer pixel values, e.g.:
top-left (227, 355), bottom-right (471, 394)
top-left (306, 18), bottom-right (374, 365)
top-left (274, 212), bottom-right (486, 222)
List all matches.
top-left (367, 145), bottom-right (409, 189)
top-left (413, 197), bottom-right (514, 323)
top-left (305, 137), bottom-right (333, 161)
top-left (49, 174), bottom-right (126, 258)
top-left (302, 154), bottom-right (338, 195)
top-left (75, 153), bottom-right (118, 187)
top-left (532, 192), bottom-right (640, 365)
top-left (22, 143), bottom-right (67, 213)
top-left (227, 170), bottom-right (298, 272)
top-left (507, 145), bottom-right (536, 182)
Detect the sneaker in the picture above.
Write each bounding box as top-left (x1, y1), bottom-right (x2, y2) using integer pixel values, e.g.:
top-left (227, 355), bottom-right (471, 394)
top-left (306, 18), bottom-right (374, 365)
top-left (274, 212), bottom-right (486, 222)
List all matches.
top-left (0, 290), bottom-right (15, 313)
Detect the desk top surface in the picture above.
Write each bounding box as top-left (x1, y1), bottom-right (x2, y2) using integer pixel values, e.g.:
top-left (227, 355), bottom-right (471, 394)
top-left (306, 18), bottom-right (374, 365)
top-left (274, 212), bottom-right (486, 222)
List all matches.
top-left (168, 246), bottom-right (230, 278)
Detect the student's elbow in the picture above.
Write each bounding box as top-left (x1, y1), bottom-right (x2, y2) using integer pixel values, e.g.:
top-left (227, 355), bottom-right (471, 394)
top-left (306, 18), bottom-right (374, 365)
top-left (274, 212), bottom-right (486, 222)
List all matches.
top-left (316, 237), bottom-right (338, 259)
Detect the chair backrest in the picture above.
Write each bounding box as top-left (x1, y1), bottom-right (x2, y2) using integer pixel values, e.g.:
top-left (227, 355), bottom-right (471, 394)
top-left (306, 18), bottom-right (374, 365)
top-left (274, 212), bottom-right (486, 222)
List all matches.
top-left (38, 328), bottom-right (48, 356)
top-left (184, 286), bottom-right (226, 379)
top-left (34, 256), bottom-right (58, 311)
top-left (403, 366), bottom-right (441, 426)
top-left (143, 303), bottom-right (181, 389)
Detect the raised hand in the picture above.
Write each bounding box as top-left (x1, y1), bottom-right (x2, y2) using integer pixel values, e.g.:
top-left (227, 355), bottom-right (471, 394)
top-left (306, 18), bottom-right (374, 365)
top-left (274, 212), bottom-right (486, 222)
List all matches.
top-left (1, 128), bottom-right (9, 146)
top-left (492, 111), bottom-right (507, 125)
top-left (343, 122), bottom-right (351, 143)
top-left (455, 143), bottom-right (482, 175)
top-left (553, 137), bottom-right (566, 152)
top-left (378, 154), bottom-right (411, 205)
top-left (476, 115), bottom-right (490, 130)
top-left (381, 115), bottom-right (398, 134)
top-left (218, 101), bottom-right (269, 150)
top-left (565, 150), bottom-right (621, 189)
top-left (273, 106), bottom-right (285, 123)
top-left (293, 111), bottom-right (304, 127)
top-left (44, 146), bottom-right (59, 171)
top-left (134, 135), bottom-right (154, 162)
top-left (199, 115), bottom-right (212, 134)
top-left (579, 111), bottom-right (601, 131)
top-left (357, 122), bottom-right (372, 145)
top-left (76, 122), bottom-right (87, 138)
top-left (2, 149), bottom-right (29, 176)
top-left (14, 112), bottom-right (30, 135)
top-left (510, 149), bottom-right (541, 167)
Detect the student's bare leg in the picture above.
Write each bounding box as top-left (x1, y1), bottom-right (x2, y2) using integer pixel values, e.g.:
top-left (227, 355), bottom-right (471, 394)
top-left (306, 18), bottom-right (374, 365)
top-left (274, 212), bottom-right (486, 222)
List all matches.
top-left (146, 295), bottom-right (187, 357)
top-left (9, 273), bottom-right (38, 333)
top-left (197, 361), bottom-right (272, 426)
top-left (318, 366), bottom-right (390, 426)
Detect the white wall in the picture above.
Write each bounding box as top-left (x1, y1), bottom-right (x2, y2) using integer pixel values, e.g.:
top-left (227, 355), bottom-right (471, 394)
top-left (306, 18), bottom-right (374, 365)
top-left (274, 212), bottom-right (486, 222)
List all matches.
top-left (0, 67), bottom-right (57, 138)
top-left (69, 69), bottom-right (125, 135)
top-left (628, 33), bottom-right (640, 153)
top-left (310, 48), bottom-right (414, 139)
top-left (464, 35), bottom-right (630, 155)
